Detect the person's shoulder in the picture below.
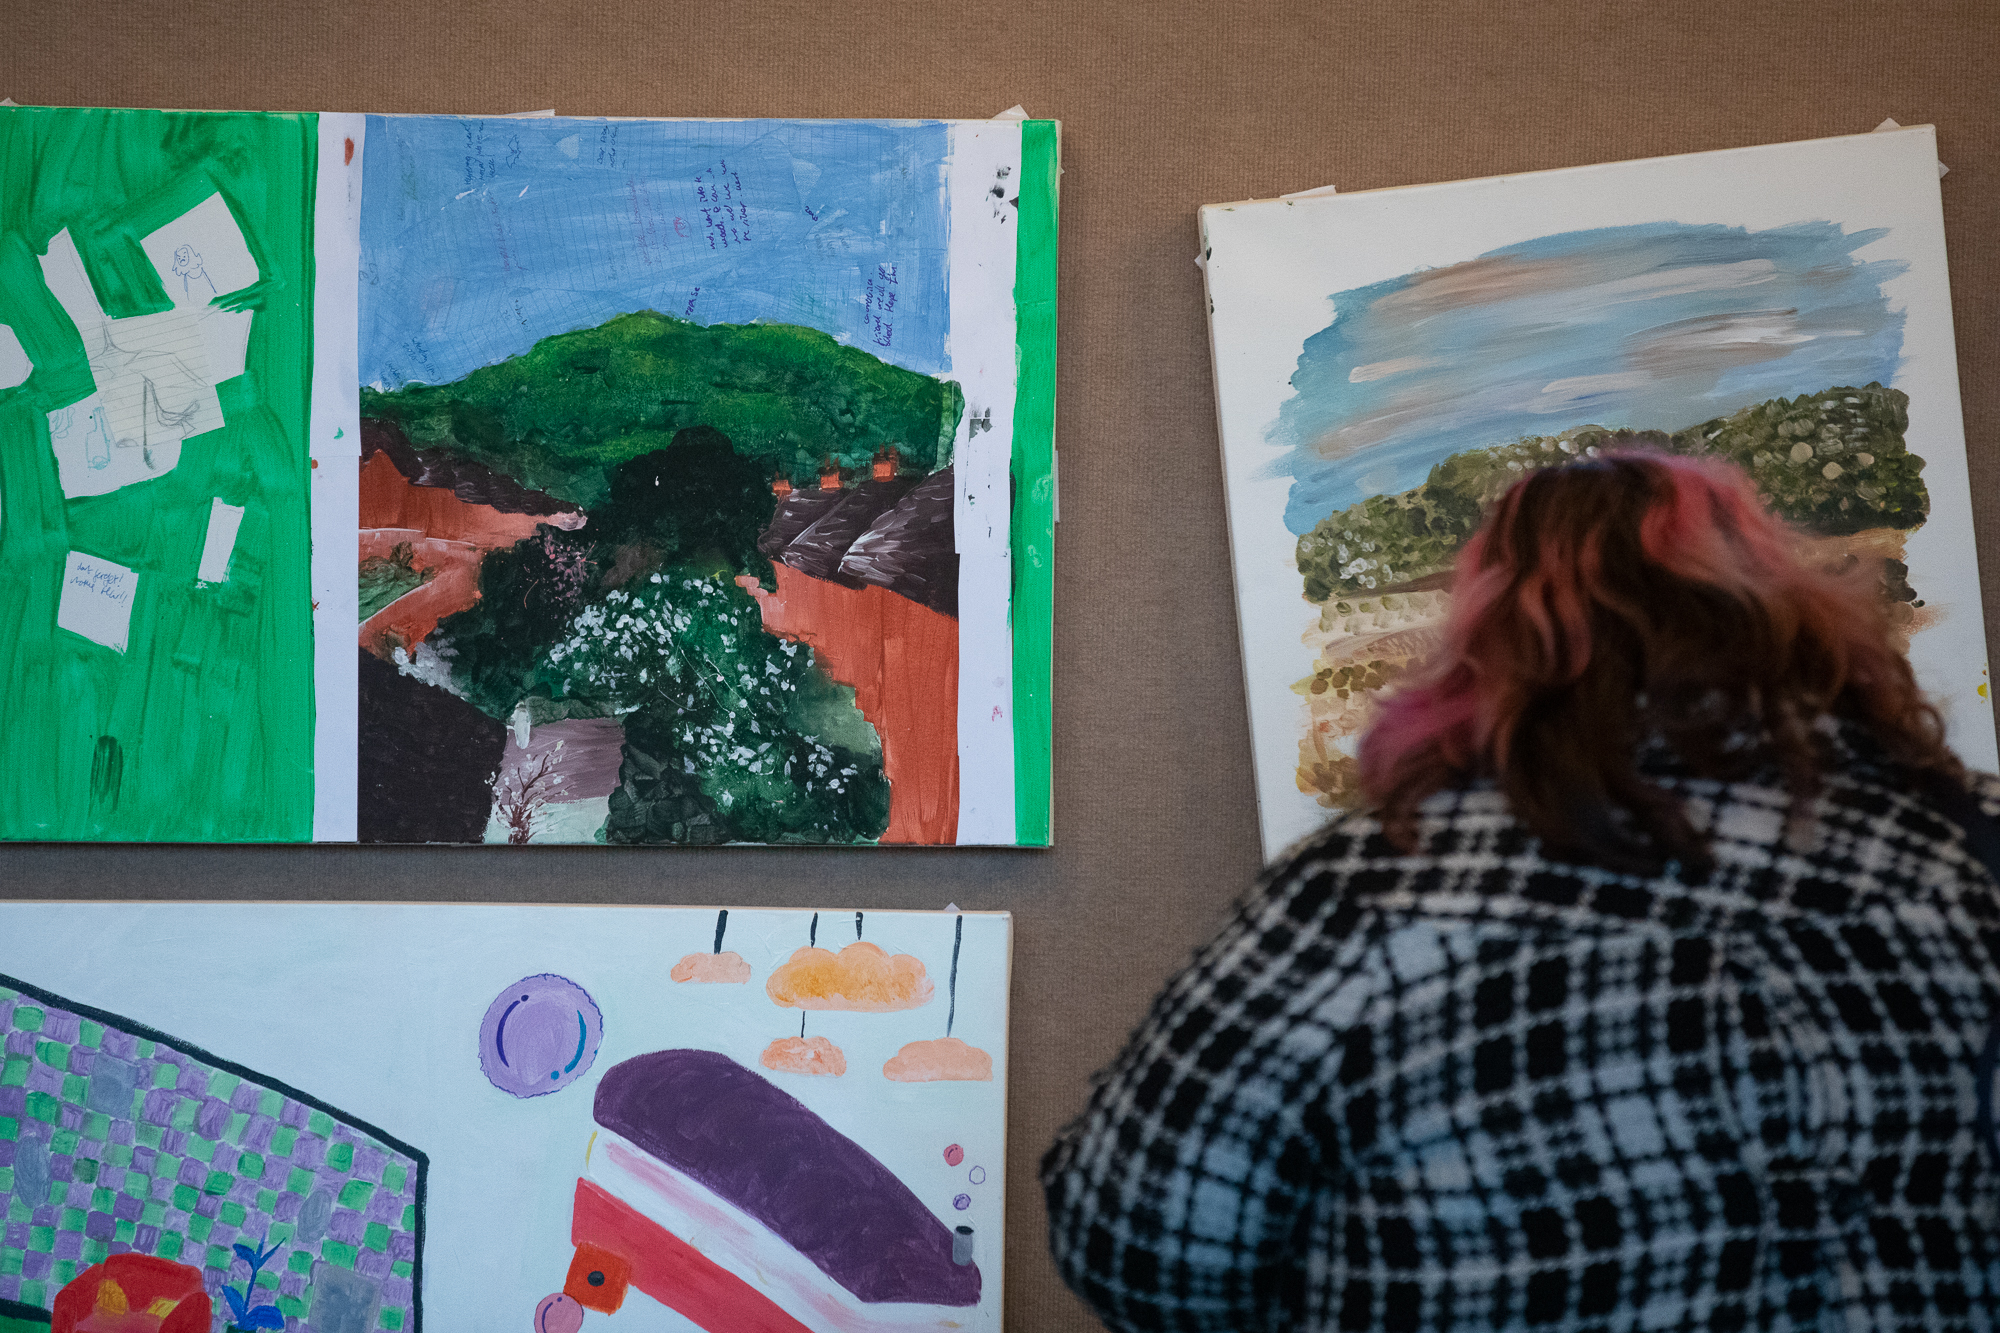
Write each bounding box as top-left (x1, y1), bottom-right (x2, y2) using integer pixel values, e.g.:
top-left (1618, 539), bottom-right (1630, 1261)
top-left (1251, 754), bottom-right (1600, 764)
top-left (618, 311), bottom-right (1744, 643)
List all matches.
top-left (1247, 783), bottom-right (1533, 930)
top-left (1966, 768), bottom-right (2000, 822)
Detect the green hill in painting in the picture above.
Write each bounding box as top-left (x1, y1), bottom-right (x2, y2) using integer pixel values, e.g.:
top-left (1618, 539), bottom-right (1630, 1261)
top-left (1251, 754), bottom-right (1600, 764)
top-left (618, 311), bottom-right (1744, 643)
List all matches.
top-left (1297, 382), bottom-right (1926, 603)
top-left (362, 311), bottom-right (965, 509)
top-left (359, 313), bottom-right (963, 845)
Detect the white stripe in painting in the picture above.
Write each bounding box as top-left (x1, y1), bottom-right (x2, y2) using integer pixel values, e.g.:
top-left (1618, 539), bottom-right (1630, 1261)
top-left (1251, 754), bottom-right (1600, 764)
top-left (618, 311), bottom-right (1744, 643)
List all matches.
top-left (311, 112), bottom-right (366, 843)
top-left (946, 121), bottom-right (1020, 845)
top-left (587, 1130), bottom-right (972, 1332)
top-left (195, 498), bottom-right (245, 584)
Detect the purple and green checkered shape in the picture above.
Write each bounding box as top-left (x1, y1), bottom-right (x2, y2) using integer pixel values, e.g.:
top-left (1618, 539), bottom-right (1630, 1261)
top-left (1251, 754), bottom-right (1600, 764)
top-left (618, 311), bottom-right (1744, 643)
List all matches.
top-left (0, 976), bottom-right (425, 1332)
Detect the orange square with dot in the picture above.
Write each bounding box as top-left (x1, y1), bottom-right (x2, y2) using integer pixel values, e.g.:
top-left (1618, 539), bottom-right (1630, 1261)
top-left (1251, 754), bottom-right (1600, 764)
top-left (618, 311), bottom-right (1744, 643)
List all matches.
top-left (563, 1242), bottom-right (632, 1313)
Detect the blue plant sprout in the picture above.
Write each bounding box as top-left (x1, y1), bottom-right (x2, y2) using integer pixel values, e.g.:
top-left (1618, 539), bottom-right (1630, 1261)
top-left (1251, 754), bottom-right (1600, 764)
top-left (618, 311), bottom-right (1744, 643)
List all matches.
top-left (223, 1235), bottom-right (287, 1331)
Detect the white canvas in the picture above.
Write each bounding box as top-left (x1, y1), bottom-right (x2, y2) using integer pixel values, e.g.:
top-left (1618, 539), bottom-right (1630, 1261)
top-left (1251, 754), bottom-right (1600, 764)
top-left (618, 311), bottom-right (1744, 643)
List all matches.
top-left (1201, 127), bottom-right (1994, 859)
top-left (0, 903), bottom-right (1011, 1333)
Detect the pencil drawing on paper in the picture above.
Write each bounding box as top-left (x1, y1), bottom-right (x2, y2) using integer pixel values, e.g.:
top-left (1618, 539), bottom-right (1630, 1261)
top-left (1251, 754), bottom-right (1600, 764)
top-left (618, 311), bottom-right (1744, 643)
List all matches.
top-left (1267, 221), bottom-right (1934, 808)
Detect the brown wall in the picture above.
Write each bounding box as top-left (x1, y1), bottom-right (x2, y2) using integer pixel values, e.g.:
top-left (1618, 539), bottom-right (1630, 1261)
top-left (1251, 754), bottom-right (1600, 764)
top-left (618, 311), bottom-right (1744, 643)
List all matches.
top-left (2, 1), bottom-right (1995, 1326)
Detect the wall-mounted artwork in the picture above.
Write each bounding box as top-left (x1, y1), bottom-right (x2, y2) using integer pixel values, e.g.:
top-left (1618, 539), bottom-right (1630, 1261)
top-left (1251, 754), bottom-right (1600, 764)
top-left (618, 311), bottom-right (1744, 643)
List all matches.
top-left (1200, 127), bottom-right (1994, 858)
top-left (0, 107), bottom-right (1058, 846)
top-left (0, 904), bottom-right (1011, 1332)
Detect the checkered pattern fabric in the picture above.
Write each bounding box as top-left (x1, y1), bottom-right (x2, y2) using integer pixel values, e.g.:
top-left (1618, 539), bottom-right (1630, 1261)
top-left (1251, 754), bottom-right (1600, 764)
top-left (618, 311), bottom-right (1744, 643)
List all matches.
top-left (0, 988), bottom-right (420, 1331)
top-left (1044, 733), bottom-right (2000, 1333)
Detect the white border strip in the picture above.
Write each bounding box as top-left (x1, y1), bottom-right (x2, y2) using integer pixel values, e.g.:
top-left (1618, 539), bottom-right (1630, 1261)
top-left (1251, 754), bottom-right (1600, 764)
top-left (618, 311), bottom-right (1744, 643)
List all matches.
top-left (310, 112), bottom-right (365, 841)
top-left (946, 121), bottom-right (1021, 845)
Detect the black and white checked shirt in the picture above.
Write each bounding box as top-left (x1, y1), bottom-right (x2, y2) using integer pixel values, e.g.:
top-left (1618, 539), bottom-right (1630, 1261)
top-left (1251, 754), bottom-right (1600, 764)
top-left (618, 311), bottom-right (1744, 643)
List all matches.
top-left (1044, 733), bottom-right (2000, 1333)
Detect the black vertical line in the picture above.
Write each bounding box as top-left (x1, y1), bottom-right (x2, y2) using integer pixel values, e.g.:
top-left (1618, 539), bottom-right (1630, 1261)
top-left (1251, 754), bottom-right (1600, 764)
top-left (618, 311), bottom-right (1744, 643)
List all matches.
top-left (800, 1010), bottom-right (807, 1038)
top-left (809, 911), bottom-right (818, 948)
top-left (856, 911), bottom-right (864, 940)
top-left (713, 909), bottom-right (728, 954)
top-left (947, 914), bottom-right (963, 1038)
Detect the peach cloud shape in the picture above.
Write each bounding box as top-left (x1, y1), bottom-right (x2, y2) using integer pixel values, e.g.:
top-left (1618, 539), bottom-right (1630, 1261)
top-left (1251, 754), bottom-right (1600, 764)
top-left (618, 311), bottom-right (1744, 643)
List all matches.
top-left (670, 951), bottom-right (751, 983)
top-left (760, 1035), bottom-right (847, 1077)
top-left (764, 941), bottom-right (933, 1012)
top-left (882, 1037), bottom-right (993, 1083)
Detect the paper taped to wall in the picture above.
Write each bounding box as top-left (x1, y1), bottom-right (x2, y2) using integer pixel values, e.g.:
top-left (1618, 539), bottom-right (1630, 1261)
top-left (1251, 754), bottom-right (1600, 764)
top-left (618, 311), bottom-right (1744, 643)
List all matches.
top-left (141, 191), bottom-right (261, 307)
top-left (56, 550), bottom-right (139, 653)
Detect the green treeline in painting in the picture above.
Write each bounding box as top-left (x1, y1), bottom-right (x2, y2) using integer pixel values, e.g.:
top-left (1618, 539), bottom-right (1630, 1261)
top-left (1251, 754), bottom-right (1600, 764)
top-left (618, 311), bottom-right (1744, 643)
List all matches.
top-left (356, 312), bottom-right (964, 845)
top-left (1293, 383), bottom-right (1930, 804)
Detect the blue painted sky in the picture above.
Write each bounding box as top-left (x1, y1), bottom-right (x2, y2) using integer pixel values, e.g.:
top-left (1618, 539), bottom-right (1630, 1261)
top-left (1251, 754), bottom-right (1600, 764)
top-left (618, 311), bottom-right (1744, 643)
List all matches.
top-left (359, 117), bottom-right (954, 390)
top-left (1271, 220), bottom-right (1907, 533)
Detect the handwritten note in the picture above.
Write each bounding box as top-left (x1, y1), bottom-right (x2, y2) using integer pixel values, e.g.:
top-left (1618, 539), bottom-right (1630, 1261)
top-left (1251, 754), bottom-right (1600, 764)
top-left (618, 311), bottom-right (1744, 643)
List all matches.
top-left (141, 193), bottom-right (261, 309)
top-left (57, 551), bottom-right (139, 654)
top-left (693, 158), bottom-right (753, 251)
top-left (0, 323), bottom-right (29, 390)
top-left (863, 262), bottom-right (899, 349)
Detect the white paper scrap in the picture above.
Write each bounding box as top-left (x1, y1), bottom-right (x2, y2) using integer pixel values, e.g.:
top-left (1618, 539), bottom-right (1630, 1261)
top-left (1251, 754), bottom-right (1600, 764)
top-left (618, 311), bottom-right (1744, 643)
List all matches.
top-left (1281, 183), bottom-right (1340, 199)
top-left (991, 104), bottom-right (1030, 121)
top-left (57, 551), bottom-right (138, 653)
top-left (141, 193), bottom-right (260, 308)
top-left (38, 228), bottom-right (105, 341)
top-left (199, 307), bottom-right (253, 382)
top-left (0, 323), bottom-right (30, 390)
top-left (196, 498), bottom-right (245, 584)
top-left (92, 308), bottom-right (221, 447)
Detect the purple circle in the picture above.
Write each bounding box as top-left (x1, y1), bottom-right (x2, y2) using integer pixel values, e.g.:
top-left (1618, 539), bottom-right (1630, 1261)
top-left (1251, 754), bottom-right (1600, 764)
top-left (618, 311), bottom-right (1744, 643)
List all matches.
top-left (968, 1165), bottom-right (986, 1186)
top-left (479, 974), bottom-right (603, 1098)
top-left (952, 1193), bottom-right (971, 1211)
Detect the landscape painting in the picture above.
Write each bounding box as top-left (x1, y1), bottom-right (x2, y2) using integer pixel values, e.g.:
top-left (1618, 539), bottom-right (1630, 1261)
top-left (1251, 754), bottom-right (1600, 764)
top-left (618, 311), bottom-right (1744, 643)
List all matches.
top-left (1201, 127), bottom-right (1993, 857)
top-left (0, 106), bottom-right (1058, 846)
top-left (0, 903), bottom-right (1012, 1333)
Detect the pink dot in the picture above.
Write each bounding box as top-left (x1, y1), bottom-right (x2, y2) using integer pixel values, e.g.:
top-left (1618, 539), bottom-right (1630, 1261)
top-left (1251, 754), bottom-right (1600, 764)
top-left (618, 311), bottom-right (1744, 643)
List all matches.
top-left (535, 1293), bottom-right (585, 1333)
top-left (943, 1143), bottom-right (964, 1166)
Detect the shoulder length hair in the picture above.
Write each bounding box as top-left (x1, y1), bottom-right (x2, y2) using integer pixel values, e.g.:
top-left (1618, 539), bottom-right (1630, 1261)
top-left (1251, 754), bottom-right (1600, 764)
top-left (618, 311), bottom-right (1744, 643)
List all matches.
top-left (1358, 449), bottom-right (1962, 876)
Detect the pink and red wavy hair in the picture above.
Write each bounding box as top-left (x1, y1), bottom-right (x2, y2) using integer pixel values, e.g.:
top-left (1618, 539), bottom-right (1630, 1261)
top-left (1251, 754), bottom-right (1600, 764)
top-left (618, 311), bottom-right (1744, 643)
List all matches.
top-left (1359, 450), bottom-right (1959, 874)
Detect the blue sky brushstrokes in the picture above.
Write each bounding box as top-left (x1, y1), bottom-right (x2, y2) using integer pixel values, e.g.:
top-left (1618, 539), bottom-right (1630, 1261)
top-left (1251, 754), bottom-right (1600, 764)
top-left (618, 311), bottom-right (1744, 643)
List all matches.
top-left (359, 117), bottom-right (953, 390)
top-left (1271, 221), bottom-right (1907, 534)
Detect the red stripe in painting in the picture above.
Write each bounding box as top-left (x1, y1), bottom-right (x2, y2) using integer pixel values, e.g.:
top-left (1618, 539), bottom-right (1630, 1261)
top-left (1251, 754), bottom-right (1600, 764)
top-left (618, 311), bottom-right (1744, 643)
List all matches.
top-left (571, 1178), bottom-right (815, 1333)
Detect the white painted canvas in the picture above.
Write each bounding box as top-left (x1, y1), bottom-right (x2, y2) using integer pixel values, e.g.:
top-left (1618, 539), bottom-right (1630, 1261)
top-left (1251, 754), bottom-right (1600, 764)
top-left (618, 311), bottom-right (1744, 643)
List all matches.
top-left (0, 903), bottom-right (1010, 1333)
top-left (1201, 127), bottom-right (1994, 859)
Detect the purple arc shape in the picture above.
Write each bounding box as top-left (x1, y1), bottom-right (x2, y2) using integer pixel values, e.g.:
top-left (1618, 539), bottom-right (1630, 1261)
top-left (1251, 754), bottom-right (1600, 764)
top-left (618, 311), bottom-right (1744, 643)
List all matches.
top-left (594, 1049), bottom-right (980, 1307)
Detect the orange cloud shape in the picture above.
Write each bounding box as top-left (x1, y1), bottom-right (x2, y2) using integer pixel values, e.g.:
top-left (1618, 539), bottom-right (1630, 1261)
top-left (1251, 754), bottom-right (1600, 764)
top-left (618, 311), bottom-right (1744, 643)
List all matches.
top-left (884, 1040), bottom-right (992, 1080)
top-left (764, 942), bottom-right (934, 1012)
top-left (882, 1037), bottom-right (993, 1083)
top-left (670, 951), bottom-right (751, 983)
top-left (760, 1036), bottom-right (847, 1076)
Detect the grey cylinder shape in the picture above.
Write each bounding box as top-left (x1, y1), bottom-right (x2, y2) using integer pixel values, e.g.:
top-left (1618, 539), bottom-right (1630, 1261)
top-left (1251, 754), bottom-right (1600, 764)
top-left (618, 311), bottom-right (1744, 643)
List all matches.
top-left (952, 1224), bottom-right (975, 1266)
